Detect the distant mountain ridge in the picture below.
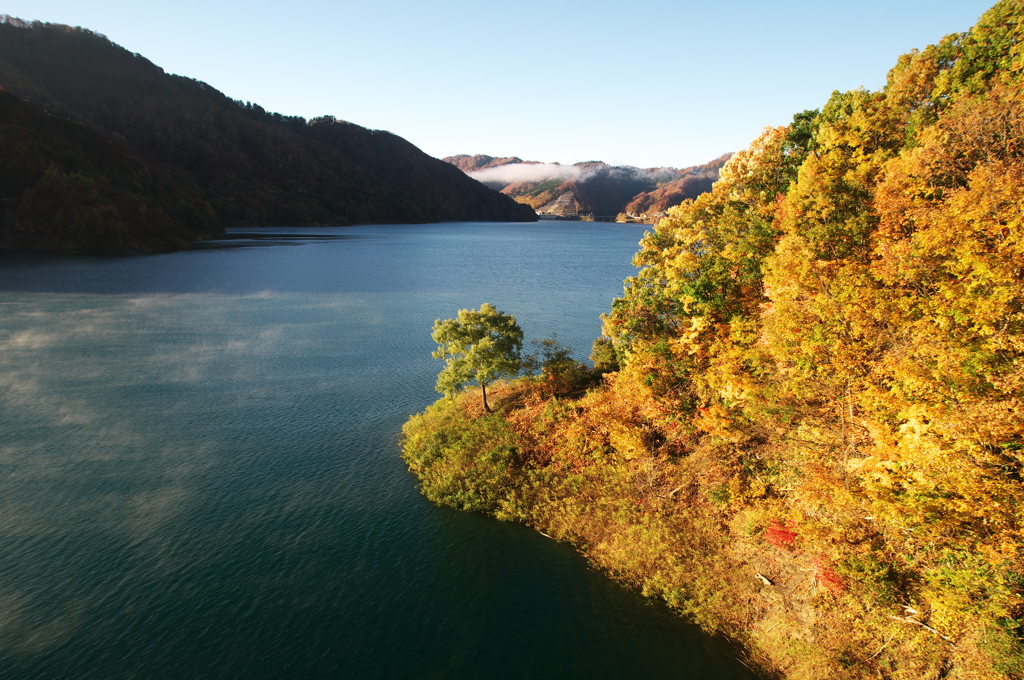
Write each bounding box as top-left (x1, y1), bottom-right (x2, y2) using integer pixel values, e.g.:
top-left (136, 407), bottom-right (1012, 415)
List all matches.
top-left (444, 154), bottom-right (730, 220)
top-left (446, 155), bottom-right (537, 173)
top-left (0, 17), bottom-right (534, 253)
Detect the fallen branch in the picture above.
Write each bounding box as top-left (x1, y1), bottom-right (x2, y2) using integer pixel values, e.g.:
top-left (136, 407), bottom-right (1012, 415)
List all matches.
top-left (888, 615), bottom-right (951, 641)
top-left (867, 634), bottom-right (895, 661)
top-left (665, 483), bottom-right (686, 498)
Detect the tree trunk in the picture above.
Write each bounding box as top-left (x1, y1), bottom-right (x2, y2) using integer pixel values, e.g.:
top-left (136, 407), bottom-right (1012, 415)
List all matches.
top-left (481, 381), bottom-right (490, 413)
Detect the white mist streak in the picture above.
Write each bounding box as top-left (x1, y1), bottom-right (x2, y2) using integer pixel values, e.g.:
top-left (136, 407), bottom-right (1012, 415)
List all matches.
top-left (469, 163), bottom-right (581, 185)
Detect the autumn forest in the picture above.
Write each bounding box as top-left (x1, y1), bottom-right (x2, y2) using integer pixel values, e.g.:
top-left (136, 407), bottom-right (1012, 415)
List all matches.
top-left (403, 2), bottom-right (1024, 678)
top-left (2, 0), bottom-right (1023, 677)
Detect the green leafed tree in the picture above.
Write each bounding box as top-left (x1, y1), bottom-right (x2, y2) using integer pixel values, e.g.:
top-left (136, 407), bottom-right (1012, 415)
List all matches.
top-left (431, 303), bottom-right (523, 412)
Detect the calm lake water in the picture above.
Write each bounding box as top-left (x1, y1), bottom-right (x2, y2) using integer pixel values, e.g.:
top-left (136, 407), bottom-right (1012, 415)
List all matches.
top-left (0, 223), bottom-right (760, 679)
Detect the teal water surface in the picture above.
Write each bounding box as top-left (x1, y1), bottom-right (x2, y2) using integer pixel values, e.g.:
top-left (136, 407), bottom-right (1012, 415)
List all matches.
top-left (0, 223), bottom-right (761, 679)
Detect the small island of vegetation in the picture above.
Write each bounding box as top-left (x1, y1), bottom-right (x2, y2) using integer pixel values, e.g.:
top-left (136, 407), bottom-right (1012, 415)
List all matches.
top-left (403, 3), bottom-right (1024, 678)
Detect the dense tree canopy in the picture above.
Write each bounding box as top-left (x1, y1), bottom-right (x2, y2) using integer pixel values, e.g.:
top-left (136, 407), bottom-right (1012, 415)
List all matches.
top-left (406, 3), bottom-right (1024, 678)
top-left (0, 88), bottom-right (218, 252)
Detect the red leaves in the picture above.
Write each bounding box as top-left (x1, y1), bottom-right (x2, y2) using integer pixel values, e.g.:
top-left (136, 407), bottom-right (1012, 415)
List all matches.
top-left (763, 521), bottom-right (846, 595)
top-left (765, 520), bottom-right (798, 549)
top-left (814, 556), bottom-right (846, 595)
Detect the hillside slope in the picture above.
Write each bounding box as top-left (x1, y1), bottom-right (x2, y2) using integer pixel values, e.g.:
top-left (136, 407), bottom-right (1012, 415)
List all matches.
top-left (0, 17), bottom-right (534, 253)
top-left (407, 2), bottom-right (1024, 678)
top-left (444, 154), bottom-right (727, 220)
top-left (0, 87), bottom-right (219, 252)
top-left (622, 154), bottom-right (730, 217)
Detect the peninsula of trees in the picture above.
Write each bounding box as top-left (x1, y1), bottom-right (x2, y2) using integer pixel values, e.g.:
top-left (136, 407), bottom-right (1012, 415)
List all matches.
top-left (0, 17), bottom-right (534, 254)
top-left (405, 2), bottom-right (1024, 678)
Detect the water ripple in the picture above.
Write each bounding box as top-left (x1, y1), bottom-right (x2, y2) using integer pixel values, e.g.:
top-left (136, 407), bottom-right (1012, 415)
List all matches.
top-left (0, 223), bottom-right (760, 679)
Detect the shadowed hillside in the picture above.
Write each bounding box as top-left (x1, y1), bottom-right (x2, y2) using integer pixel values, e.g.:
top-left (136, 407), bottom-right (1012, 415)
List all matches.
top-left (0, 17), bottom-right (534, 253)
top-left (0, 87), bottom-right (219, 253)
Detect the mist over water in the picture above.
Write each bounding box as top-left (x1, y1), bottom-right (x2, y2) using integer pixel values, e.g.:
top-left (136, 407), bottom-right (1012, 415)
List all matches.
top-left (0, 223), bottom-right (761, 679)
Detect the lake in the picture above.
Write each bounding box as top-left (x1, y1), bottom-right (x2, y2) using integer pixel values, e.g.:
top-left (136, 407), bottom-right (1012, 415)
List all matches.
top-left (0, 222), bottom-right (761, 679)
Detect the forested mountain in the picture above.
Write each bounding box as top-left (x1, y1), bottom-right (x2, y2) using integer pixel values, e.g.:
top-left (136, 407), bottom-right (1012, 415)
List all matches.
top-left (621, 154), bottom-right (730, 217)
top-left (445, 155), bottom-right (533, 173)
top-left (0, 88), bottom-right (219, 252)
top-left (443, 154), bottom-right (727, 220)
top-left (407, 2), bottom-right (1024, 679)
top-left (0, 17), bottom-right (534, 253)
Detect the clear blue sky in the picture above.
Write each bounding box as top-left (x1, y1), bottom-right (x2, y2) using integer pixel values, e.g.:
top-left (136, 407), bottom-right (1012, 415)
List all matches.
top-left (3, 0), bottom-right (997, 168)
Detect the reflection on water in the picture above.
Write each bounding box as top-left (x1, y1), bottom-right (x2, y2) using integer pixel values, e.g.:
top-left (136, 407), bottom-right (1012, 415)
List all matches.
top-left (0, 224), bottom-right (761, 679)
